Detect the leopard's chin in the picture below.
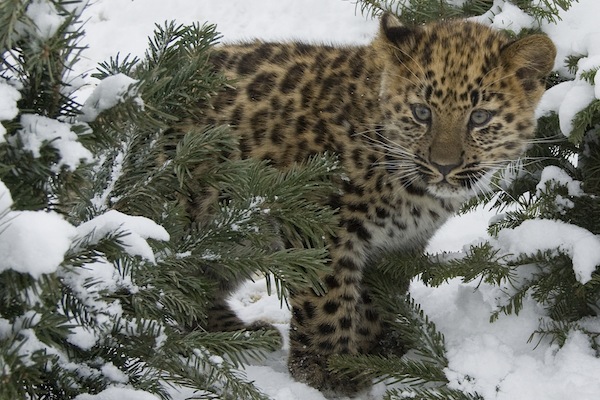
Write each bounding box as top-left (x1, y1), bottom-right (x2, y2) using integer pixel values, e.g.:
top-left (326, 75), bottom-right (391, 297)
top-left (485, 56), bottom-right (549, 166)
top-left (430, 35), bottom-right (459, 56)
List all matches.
top-left (426, 182), bottom-right (473, 200)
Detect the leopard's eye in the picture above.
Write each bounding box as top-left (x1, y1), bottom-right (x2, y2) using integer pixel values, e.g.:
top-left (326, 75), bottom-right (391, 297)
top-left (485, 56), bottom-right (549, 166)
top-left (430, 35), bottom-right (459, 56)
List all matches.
top-left (470, 109), bottom-right (493, 127)
top-left (411, 104), bottom-right (432, 124)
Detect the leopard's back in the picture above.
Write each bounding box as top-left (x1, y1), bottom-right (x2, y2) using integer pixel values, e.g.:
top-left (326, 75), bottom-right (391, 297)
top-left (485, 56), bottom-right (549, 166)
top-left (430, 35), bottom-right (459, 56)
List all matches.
top-left (203, 41), bottom-right (382, 168)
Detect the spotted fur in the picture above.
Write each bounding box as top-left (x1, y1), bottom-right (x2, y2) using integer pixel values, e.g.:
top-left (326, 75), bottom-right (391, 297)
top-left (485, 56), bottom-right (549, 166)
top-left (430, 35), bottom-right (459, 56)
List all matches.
top-left (181, 14), bottom-right (555, 394)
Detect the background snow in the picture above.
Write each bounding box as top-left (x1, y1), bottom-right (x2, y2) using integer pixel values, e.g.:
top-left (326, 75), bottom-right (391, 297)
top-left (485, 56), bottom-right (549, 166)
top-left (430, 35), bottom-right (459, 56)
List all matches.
top-left (5, 0), bottom-right (598, 399)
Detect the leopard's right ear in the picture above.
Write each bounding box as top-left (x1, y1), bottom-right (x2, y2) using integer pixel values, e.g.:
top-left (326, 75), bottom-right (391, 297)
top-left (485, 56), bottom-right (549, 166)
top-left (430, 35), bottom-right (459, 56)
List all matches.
top-left (380, 12), bottom-right (420, 46)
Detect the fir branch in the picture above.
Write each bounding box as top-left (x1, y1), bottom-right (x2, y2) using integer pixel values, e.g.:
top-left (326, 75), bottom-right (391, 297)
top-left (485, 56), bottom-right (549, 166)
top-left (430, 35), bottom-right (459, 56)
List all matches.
top-left (356, 0), bottom-right (464, 24)
top-left (385, 386), bottom-right (485, 400)
top-left (570, 100), bottom-right (600, 144)
top-left (329, 353), bottom-right (447, 386)
top-left (169, 329), bottom-right (281, 368)
top-left (424, 244), bottom-right (515, 287)
top-left (355, 0), bottom-right (576, 25)
top-left (160, 349), bottom-right (269, 400)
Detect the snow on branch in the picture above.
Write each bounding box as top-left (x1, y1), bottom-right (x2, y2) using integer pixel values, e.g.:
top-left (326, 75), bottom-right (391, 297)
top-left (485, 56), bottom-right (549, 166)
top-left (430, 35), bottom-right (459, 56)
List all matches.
top-left (80, 73), bottom-right (144, 122)
top-left (494, 218), bottom-right (600, 284)
top-left (17, 114), bottom-right (93, 172)
top-left (0, 181), bottom-right (76, 278)
top-left (75, 210), bottom-right (170, 264)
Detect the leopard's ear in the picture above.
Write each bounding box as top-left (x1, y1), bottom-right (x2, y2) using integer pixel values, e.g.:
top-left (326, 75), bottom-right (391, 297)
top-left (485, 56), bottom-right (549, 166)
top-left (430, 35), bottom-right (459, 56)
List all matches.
top-left (380, 12), bottom-right (421, 46)
top-left (500, 34), bottom-right (556, 80)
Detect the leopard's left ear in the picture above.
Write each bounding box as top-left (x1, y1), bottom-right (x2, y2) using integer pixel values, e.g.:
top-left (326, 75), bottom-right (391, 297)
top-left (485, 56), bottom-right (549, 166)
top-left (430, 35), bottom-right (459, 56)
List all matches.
top-left (500, 34), bottom-right (556, 80)
top-left (380, 12), bottom-right (421, 46)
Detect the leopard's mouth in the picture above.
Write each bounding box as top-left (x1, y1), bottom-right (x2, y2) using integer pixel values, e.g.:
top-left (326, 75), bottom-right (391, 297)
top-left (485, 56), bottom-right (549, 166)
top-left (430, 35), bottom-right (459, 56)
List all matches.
top-left (416, 161), bottom-right (490, 199)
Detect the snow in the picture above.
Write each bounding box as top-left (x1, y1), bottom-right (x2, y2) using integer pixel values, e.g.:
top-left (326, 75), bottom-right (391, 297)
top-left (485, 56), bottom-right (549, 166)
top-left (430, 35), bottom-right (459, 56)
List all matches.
top-left (541, 0), bottom-right (600, 76)
top-left (74, 386), bottom-right (161, 400)
top-left (101, 362), bottom-right (130, 384)
top-left (473, 0), bottom-right (535, 34)
top-left (67, 326), bottom-right (98, 351)
top-left (495, 219), bottom-right (600, 284)
top-left (75, 210), bottom-right (170, 263)
top-left (537, 0), bottom-right (600, 136)
top-left (80, 73), bottom-right (143, 122)
top-left (4, 0), bottom-right (600, 399)
top-left (536, 165), bottom-right (583, 197)
top-left (15, 0), bottom-right (66, 40)
top-left (537, 80), bottom-right (596, 136)
top-left (0, 80), bottom-right (21, 141)
top-left (0, 181), bottom-right (77, 278)
top-left (17, 114), bottom-right (93, 172)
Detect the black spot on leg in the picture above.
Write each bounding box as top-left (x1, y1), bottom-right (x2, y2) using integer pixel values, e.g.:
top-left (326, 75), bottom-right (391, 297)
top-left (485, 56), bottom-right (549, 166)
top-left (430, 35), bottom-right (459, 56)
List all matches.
top-left (358, 327), bottom-right (370, 336)
top-left (290, 329), bottom-right (311, 346)
top-left (361, 291), bottom-right (373, 305)
top-left (342, 180), bottom-right (365, 196)
top-left (323, 300), bottom-right (340, 314)
top-left (429, 209), bottom-right (440, 220)
top-left (347, 202), bottom-right (368, 214)
top-left (344, 218), bottom-right (372, 242)
top-left (230, 106), bottom-right (244, 127)
top-left (325, 274), bottom-right (341, 289)
top-left (318, 323), bottom-right (336, 335)
top-left (337, 255), bottom-right (360, 271)
top-left (328, 194), bottom-right (342, 210)
top-left (270, 129), bottom-right (284, 145)
top-left (295, 115), bottom-right (309, 135)
top-left (375, 207), bottom-right (389, 219)
top-left (410, 205), bottom-right (422, 218)
top-left (318, 340), bottom-right (335, 351)
top-left (339, 317), bottom-right (352, 330)
top-left (365, 308), bottom-right (379, 322)
top-left (239, 136), bottom-right (251, 156)
top-left (303, 301), bottom-right (316, 319)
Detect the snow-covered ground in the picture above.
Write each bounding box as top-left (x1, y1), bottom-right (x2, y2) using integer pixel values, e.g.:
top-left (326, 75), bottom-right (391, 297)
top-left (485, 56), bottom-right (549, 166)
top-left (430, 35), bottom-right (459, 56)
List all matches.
top-left (4, 0), bottom-right (600, 399)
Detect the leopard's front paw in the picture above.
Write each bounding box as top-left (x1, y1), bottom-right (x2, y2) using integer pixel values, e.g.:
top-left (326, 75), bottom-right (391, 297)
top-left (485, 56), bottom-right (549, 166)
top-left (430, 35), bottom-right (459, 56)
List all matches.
top-left (287, 348), bottom-right (370, 397)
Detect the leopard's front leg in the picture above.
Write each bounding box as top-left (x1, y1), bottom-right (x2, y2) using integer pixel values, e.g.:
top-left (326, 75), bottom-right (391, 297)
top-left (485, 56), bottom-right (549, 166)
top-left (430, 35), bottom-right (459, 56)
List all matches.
top-left (287, 227), bottom-right (382, 395)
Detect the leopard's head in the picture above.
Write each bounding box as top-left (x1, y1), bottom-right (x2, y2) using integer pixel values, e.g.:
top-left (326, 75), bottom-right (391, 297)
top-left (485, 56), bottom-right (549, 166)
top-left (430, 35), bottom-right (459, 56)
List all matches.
top-left (372, 13), bottom-right (556, 199)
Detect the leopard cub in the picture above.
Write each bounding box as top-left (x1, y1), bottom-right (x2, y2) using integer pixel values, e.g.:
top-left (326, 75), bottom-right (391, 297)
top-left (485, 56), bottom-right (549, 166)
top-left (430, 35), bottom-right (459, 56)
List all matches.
top-left (182, 13), bottom-right (555, 395)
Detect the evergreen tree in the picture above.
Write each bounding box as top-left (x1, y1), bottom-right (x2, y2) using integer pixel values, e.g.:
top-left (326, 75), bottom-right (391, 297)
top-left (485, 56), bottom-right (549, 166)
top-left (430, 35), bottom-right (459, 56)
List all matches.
top-left (0, 1), bottom-right (336, 399)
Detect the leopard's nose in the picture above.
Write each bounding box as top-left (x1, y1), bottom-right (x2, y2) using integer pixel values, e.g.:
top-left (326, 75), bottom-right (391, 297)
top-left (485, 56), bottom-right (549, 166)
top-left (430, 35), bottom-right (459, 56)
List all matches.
top-left (431, 161), bottom-right (461, 177)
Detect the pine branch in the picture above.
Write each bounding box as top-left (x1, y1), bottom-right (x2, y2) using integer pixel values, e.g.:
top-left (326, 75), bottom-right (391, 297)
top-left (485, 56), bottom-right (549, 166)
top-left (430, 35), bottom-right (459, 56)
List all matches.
top-left (385, 386), bottom-right (484, 400)
top-left (355, 0), bottom-right (576, 25)
top-left (570, 100), bottom-right (600, 144)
